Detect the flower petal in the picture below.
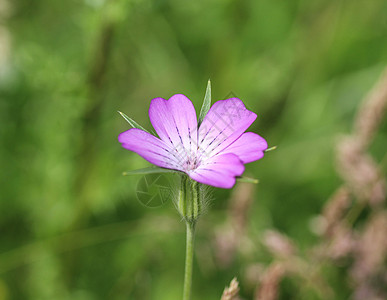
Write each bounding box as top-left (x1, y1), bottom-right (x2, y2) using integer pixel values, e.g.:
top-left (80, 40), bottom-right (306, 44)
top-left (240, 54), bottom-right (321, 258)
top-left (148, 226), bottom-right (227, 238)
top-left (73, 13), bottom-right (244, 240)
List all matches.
top-left (198, 98), bottom-right (257, 160)
top-left (149, 94), bottom-right (198, 162)
top-left (118, 128), bottom-right (183, 170)
top-left (221, 132), bottom-right (268, 163)
top-left (188, 153), bottom-right (245, 188)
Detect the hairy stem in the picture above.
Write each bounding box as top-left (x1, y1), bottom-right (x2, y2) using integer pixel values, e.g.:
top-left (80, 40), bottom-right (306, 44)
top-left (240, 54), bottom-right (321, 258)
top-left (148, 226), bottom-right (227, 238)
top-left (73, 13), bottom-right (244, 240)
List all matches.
top-left (183, 221), bottom-right (196, 300)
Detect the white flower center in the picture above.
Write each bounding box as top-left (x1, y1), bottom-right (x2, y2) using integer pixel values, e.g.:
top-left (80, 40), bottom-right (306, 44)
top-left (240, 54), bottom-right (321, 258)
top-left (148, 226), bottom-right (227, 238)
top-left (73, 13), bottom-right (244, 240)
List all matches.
top-left (182, 154), bottom-right (201, 172)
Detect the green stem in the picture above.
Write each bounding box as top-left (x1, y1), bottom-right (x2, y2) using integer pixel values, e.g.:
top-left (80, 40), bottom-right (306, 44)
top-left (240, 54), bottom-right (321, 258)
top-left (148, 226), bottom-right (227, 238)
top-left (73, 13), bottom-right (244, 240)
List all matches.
top-left (183, 221), bottom-right (196, 300)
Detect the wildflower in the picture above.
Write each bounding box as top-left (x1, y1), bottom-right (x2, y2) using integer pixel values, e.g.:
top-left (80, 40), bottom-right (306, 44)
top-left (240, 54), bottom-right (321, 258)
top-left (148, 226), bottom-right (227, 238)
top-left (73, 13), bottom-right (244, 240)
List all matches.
top-left (118, 94), bottom-right (267, 188)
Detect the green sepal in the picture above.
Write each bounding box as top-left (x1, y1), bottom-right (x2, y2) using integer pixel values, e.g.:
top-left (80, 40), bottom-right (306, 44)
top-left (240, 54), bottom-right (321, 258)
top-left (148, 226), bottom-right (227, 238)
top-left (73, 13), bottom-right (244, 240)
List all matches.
top-left (198, 79), bottom-right (211, 126)
top-left (122, 166), bottom-right (181, 176)
top-left (177, 175), bottom-right (202, 223)
top-left (264, 146), bottom-right (277, 152)
top-left (236, 176), bottom-right (259, 184)
top-left (118, 111), bottom-right (149, 133)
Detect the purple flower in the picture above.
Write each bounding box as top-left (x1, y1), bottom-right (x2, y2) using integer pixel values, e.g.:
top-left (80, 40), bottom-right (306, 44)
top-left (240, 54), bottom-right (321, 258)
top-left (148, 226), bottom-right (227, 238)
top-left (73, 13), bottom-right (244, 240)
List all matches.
top-left (118, 94), bottom-right (267, 188)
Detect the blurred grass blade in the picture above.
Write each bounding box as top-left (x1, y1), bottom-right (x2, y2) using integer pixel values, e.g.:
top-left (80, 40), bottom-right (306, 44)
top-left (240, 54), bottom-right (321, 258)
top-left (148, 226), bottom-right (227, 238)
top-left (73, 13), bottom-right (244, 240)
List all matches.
top-left (265, 145), bottom-right (277, 152)
top-left (236, 176), bottom-right (259, 184)
top-left (198, 79), bottom-right (211, 126)
top-left (123, 167), bottom-right (180, 176)
top-left (118, 111), bottom-right (149, 133)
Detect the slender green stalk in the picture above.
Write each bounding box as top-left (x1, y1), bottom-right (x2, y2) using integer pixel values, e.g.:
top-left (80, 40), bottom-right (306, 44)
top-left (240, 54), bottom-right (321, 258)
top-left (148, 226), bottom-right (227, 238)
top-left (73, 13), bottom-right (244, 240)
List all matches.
top-left (177, 176), bottom-right (201, 300)
top-left (183, 221), bottom-right (196, 300)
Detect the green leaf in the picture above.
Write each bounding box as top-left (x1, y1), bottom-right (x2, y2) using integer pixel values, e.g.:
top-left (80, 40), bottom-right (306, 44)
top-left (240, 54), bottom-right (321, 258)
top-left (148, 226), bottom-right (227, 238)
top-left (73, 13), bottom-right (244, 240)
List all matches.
top-left (118, 111), bottom-right (149, 133)
top-left (264, 146), bottom-right (277, 153)
top-left (122, 167), bottom-right (181, 176)
top-left (198, 79), bottom-right (211, 126)
top-left (236, 176), bottom-right (259, 184)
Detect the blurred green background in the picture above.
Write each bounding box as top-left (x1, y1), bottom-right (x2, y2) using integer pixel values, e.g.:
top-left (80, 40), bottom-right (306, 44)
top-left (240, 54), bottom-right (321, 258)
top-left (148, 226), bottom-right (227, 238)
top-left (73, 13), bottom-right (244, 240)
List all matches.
top-left (1, 0), bottom-right (387, 299)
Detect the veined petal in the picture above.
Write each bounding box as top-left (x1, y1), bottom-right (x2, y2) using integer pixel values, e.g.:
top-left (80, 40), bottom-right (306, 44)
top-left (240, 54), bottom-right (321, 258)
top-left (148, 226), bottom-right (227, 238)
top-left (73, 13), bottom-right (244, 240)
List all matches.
top-left (188, 153), bottom-right (245, 188)
top-left (198, 98), bottom-right (257, 160)
top-left (221, 132), bottom-right (268, 163)
top-left (118, 128), bottom-right (183, 170)
top-left (149, 94), bottom-right (198, 162)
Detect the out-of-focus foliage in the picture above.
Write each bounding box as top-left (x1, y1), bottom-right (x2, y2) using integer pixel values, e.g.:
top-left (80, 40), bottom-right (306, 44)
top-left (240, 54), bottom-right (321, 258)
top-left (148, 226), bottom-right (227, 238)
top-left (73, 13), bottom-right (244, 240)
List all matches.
top-left (0, 0), bottom-right (386, 299)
